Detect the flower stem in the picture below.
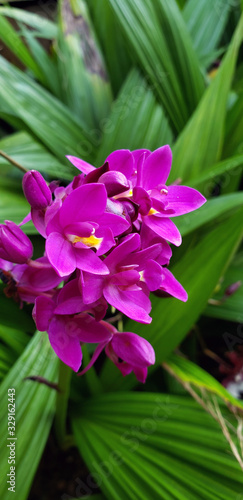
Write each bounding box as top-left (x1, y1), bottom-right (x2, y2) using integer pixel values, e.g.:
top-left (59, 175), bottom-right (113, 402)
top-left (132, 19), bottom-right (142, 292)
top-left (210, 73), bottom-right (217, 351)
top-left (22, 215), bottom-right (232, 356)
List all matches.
top-left (54, 360), bottom-right (72, 449)
top-left (82, 344), bottom-right (103, 396)
top-left (0, 150), bottom-right (28, 174)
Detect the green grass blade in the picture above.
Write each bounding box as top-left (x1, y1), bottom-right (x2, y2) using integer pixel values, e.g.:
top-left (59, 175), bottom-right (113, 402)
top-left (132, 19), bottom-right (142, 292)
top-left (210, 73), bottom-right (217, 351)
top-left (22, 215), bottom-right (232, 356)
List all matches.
top-left (0, 331), bottom-right (58, 500)
top-left (183, 0), bottom-right (232, 67)
top-left (0, 284), bottom-right (35, 332)
top-left (188, 154), bottom-right (243, 195)
top-left (0, 325), bottom-right (30, 382)
top-left (171, 14), bottom-right (243, 182)
top-left (20, 25), bottom-right (61, 97)
top-left (57, 0), bottom-right (112, 131)
top-left (176, 192), bottom-right (243, 237)
top-left (0, 55), bottom-right (95, 162)
top-left (0, 131), bottom-right (73, 182)
top-left (87, 0), bottom-right (132, 94)
top-left (205, 251), bottom-right (243, 323)
top-left (108, 0), bottom-right (205, 133)
top-left (165, 352), bottom-right (243, 410)
top-left (0, 6), bottom-right (57, 39)
top-left (0, 14), bottom-right (44, 81)
top-left (96, 69), bottom-right (173, 164)
top-left (223, 91), bottom-right (243, 157)
top-left (72, 392), bottom-right (243, 500)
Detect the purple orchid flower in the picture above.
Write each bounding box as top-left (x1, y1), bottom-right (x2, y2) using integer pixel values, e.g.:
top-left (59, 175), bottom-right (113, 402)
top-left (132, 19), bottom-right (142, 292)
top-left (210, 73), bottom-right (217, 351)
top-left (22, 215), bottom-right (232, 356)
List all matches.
top-left (81, 232), bottom-right (187, 325)
top-left (0, 221), bottom-right (33, 264)
top-left (67, 147), bottom-right (206, 247)
top-left (0, 256), bottom-right (65, 304)
top-left (114, 146), bottom-right (206, 245)
top-left (33, 294), bottom-right (112, 371)
top-left (78, 322), bottom-right (155, 383)
top-left (1, 145), bottom-right (206, 383)
top-left (22, 170), bottom-right (52, 209)
top-left (45, 183), bottom-right (130, 277)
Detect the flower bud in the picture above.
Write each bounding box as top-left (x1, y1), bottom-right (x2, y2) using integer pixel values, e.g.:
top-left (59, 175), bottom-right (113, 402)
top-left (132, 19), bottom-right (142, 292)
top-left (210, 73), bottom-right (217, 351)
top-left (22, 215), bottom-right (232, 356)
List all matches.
top-left (22, 170), bottom-right (52, 209)
top-left (0, 221), bottom-right (33, 264)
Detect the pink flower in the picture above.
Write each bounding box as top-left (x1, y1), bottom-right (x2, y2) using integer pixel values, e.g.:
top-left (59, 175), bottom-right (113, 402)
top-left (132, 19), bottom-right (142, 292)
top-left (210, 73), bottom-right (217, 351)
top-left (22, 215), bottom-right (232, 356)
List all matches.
top-left (79, 322), bottom-right (155, 383)
top-left (45, 183), bottom-right (129, 277)
top-left (0, 221), bottom-right (33, 264)
top-left (33, 294), bottom-right (112, 371)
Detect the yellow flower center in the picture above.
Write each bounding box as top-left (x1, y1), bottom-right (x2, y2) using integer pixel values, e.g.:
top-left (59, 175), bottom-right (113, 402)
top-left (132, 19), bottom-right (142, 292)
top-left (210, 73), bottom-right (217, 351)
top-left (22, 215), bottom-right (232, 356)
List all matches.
top-left (73, 234), bottom-right (102, 249)
top-left (148, 208), bottom-right (159, 216)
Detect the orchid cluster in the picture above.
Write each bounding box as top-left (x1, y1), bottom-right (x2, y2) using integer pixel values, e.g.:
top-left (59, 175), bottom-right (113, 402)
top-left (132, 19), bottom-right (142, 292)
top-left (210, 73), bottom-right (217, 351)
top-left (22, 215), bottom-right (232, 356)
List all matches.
top-left (0, 147), bottom-right (206, 382)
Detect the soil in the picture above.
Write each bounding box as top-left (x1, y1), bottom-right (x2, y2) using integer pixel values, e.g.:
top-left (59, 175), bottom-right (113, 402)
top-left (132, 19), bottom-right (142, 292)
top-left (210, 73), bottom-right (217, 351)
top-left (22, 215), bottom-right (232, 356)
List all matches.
top-left (28, 433), bottom-right (99, 500)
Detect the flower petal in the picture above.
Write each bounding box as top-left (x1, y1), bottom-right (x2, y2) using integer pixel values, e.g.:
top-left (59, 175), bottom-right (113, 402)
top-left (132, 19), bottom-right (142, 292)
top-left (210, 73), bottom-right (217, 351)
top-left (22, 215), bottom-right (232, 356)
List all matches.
top-left (20, 257), bottom-right (63, 291)
top-left (33, 296), bottom-right (55, 331)
top-left (111, 332), bottom-right (155, 367)
top-left (46, 232), bottom-right (76, 277)
top-left (143, 260), bottom-right (163, 291)
top-left (160, 267), bottom-right (188, 302)
top-left (78, 341), bottom-right (107, 376)
top-left (54, 279), bottom-right (85, 315)
top-left (99, 170), bottom-right (130, 196)
top-left (139, 145), bottom-right (172, 190)
top-left (104, 284), bottom-right (151, 324)
top-left (66, 155), bottom-right (95, 174)
top-left (97, 212), bottom-right (130, 237)
top-left (132, 149), bottom-right (151, 168)
top-left (104, 233), bottom-right (140, 271)
top-left (143, 215), bottom-right (182, 246)
top-left (163, 185), bottom-right (206, 216)
top-left (133, 186), bottom-right (152, 215)
top-left (105, 149), bottom-right (134, 179)
top-left (48, 316), bottom-right (83, 372)
top-left (120, 243), bottom-right (162, 270)
top-left (60, 184), bottom-right (107, 227)
top-left (82, 272), bottom-right (104, 304)
top-left (72, 314), bottom-right (112, 343)
top-left (74, 247), bottom-right (109, 275)
top-left (133, 367), bottom-right (148, 383)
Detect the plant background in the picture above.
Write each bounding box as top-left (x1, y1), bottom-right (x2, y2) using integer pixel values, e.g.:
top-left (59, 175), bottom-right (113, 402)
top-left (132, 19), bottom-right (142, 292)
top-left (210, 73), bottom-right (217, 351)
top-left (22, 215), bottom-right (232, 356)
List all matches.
top-left (0, 0), bottom-right (243, 499)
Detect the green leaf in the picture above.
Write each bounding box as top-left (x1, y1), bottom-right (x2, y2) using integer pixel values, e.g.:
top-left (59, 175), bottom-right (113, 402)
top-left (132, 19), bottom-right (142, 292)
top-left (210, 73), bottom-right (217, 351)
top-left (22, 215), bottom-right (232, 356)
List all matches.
top-left (0, 6), bottom-right (57, 39)
top-left (96, 69), bottom-right (173, 164)
top-left (108, 0), bottom-right (205, 133)
top-left (0, 284), bottom-right (35, 332)
top-left (0, 331), bottom-right (58, 500)
top-left (72, 392), bottom-right (243, 500)
top-left (223, 91), bottom-right (243, 157)
top-left (183, 0), bottom-right (232, 67)
top-left (164, 352), bottom-right (243, 410)
top-left (176, 192), bottom-right (243, 237)
top-left (0, 14), bottom-right (45, 81)
top-left (0, 131), bottom-right (74, 181)
top-left (205, 251), bottom-right (243, 323)
top-left (20, 25), bottom-right (61, 97)
top-left (0, 325), bottom-right (29, 382)
top-left (188, 154), bottom-right (243, 195)
top-left (100, 207), bottom-right (243, 391)
top-left (0, 186), bottom-right (29, 225)
top-left (171, 14), bottom-right (243, 182)
top-left (0, 325), bottom-right (29, 356)
top-left (57, 0), bottom-right (112, 131)
top-left (0, 56), bottom-right (95, 163)
top-left (87, 0), bottom-right (132, 94)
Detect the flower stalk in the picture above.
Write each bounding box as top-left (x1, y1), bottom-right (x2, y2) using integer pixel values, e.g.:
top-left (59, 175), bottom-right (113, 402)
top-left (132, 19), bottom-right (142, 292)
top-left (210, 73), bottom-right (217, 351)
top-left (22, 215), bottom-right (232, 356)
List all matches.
top-left (0, 150), bottom-right (28, 173)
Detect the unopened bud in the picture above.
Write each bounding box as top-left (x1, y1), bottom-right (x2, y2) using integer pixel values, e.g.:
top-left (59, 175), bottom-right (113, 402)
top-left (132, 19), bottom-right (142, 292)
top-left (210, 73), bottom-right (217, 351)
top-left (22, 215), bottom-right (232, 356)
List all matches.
top-left (0, 221), bottom-right (33, 264)
top-left (224, 281), bottom-right (242, 297)
top-left (22, 170), bottom-right (52, 209)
